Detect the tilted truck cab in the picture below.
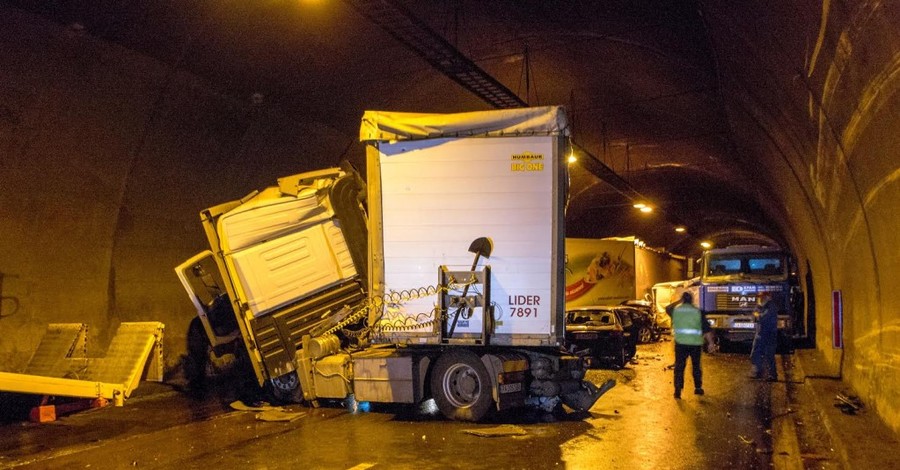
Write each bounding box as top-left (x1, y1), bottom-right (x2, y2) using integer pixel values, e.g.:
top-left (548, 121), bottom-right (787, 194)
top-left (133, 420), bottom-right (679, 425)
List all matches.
top-left (176, 106), bottom-right (613, 421)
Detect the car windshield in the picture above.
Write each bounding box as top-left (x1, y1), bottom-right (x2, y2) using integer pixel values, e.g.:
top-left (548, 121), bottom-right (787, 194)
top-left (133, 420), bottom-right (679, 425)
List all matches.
top-left (567, 310), bottom-right (615, 325)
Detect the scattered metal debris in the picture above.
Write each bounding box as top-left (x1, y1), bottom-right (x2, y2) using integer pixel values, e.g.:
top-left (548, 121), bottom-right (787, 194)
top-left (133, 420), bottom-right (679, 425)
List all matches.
top-left (834, 392), bottom-right (862, 415)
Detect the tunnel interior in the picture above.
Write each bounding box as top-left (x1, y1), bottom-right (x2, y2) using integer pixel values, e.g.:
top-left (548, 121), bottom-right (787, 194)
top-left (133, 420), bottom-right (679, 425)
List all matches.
top-left (0, 1), bottom-right (898, 432)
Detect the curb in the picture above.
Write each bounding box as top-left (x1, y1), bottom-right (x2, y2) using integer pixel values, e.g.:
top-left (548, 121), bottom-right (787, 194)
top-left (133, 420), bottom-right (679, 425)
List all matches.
top-left (771, 354), bottom-right (805, 470)
top-left (790, 351), bottom-right (852, 469)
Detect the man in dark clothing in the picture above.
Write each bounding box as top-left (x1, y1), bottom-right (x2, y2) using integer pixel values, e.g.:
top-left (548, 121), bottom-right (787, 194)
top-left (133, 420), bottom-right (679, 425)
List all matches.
top-left (750, 291), bottom-right (779, 381)
top-left (671, 291), bottom-right (713, 399)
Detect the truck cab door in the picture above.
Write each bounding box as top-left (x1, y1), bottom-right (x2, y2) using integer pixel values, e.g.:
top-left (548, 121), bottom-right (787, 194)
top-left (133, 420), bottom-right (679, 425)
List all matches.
top-left (175, 251), bottom-right (241, 347)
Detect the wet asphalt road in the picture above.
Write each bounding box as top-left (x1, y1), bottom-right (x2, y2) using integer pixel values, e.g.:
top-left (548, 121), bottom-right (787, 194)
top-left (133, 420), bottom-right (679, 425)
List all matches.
top-left (0, 340), bottom-right (801, 470)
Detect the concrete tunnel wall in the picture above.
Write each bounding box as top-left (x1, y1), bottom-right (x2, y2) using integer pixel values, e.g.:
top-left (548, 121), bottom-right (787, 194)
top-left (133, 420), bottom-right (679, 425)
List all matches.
top-left (0, 8), bottom-right (348, 373)
top-left (701, 1), bottom-right (900, 433)
top-left (1, 3), bottom-right (899, 434)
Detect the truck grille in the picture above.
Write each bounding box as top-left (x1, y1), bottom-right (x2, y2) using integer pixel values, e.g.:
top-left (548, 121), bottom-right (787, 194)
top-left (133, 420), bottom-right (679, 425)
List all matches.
top-left (715, 293), bottom-right (757, 311)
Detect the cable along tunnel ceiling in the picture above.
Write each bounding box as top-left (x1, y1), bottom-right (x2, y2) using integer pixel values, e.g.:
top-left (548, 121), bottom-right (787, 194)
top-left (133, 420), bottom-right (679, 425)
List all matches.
top-left (10, 0), bottom-right (791, 256)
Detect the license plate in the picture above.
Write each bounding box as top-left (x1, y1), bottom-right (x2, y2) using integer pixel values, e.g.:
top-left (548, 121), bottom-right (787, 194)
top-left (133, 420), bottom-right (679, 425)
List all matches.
top-left (733, 322), bottom-right (755, 329)
top-left (577, 333), bottom-right (598, 339)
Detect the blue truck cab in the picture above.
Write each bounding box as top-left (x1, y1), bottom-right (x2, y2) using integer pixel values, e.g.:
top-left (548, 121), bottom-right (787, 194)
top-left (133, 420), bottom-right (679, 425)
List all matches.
top-left (698, 245), bottom-right (797, 347)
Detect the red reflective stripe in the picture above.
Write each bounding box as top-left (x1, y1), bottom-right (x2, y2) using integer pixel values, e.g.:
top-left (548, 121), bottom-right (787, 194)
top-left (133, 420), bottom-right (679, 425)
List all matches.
top-left (833, 290), bottom-right (843, 349)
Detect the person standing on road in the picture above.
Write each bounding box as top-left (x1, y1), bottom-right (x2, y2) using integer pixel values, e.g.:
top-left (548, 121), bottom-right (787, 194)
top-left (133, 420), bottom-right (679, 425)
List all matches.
top-left (749, 291), bottom-right (778, 381)
top-left (671, 292), bottom-right (713, 399)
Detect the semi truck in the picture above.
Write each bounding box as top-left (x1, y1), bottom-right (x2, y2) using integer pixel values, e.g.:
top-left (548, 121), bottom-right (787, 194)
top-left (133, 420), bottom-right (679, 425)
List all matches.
top-left (175, 106), bottom-right (613, 421)
top-left (651, 245), bottom-right (798, 349)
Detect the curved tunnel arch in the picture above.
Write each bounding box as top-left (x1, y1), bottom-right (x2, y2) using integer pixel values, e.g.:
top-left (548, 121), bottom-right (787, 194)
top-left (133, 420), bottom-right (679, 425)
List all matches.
top-left (1, 0), bottom-right (899, 433)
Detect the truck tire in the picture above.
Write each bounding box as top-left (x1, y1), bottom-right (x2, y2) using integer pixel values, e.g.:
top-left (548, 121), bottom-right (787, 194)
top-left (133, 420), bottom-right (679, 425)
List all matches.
top-left (185, 317), bottom-right (212, 397)
top-left (776, 333), bottom-right (795, 355)
top-left (267, 371), bottom-right (303, 404)
top-left (431, 350), bottom-right (494, 422)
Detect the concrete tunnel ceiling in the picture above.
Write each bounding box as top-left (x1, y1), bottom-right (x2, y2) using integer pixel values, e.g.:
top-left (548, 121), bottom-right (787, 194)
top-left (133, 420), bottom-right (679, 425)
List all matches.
top-left (2, 1), bottom-right (900, 433)
top-left (4, 0), bottom-right (780, 254)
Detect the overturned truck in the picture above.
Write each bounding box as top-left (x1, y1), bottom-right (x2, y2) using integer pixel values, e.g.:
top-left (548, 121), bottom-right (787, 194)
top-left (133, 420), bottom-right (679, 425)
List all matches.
top-left (175, 106), bottom-right (612, 421)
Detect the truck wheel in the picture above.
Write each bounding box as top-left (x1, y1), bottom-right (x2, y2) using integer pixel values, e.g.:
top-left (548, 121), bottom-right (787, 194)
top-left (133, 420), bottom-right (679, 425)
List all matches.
top-left (185, 317), bottom-right (212, 397)
top-left (267, 371), bottom-right (303, 404)
top-left (431, 350), bottom-right (493, 422)
top-left (776, 333), bottom-right (795, 355)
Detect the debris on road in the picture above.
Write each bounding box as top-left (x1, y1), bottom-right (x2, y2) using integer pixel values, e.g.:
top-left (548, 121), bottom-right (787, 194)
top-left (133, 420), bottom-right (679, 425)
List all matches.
top-left (834, 392), bottom-right (862, 415)
top-left (229, 400), bottom-right (307, 422)
top-left (463, 424), bottom-right (528, 438)
top-left (255, 409), bottom-right (307, 422)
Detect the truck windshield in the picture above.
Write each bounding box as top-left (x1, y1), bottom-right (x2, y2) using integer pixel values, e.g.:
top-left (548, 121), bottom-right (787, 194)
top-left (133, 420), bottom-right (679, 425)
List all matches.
top-left (705, 254), bottom-right (786, 278)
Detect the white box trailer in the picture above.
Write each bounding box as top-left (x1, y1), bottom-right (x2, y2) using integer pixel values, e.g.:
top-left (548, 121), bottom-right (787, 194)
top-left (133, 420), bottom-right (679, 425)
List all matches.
top-left (176, 106), bottom-right (612, 421)
top-left (363, 108), bottom-right (567, 346)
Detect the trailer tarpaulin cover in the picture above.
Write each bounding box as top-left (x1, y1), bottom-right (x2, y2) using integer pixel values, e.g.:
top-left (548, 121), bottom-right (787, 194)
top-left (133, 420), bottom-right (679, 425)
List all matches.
top-left (359, 106), bottom-right (569, 142)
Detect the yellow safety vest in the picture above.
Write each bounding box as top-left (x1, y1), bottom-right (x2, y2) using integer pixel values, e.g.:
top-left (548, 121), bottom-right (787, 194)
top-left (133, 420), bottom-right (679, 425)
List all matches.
top-left (673, 303), bottom-right (703, 346)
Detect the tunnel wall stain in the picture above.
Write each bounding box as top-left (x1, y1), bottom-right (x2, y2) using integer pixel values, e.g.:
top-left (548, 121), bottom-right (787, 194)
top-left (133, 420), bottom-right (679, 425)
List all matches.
top-left (701, 0), bottom-right (900, 433)
top-left (0, 8), bottom-right (352, 373)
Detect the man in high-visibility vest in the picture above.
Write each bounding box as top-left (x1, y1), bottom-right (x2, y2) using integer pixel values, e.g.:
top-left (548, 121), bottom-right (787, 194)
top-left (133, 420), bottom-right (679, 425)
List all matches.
top-left (671, 291), bottom-right (713, 399)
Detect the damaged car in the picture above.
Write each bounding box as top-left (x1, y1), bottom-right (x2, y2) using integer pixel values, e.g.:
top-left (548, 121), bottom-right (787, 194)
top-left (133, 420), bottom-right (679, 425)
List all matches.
top-left (565, 306), bottom-right (633, 369)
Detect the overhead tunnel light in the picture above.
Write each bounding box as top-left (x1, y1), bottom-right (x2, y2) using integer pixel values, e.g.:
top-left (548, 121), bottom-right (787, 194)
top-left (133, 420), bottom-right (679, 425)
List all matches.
top-left (632, 202), bottom-right (653, 213)
top-left (675, 226), bottom-right (686, 233)
top-left (700, 241), bottom-right (712, 249)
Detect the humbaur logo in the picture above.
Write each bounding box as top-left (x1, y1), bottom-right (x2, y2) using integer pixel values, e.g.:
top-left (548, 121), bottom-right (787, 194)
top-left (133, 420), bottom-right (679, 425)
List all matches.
top-left (510, 151), bottom-right (545, 172)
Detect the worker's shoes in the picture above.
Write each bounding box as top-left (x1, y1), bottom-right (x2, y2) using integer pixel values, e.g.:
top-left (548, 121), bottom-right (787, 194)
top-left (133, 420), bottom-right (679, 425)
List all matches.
top-left (694, 388), bottom-right (704, 395)
top-left (766, 376), bottom-right (778, 382)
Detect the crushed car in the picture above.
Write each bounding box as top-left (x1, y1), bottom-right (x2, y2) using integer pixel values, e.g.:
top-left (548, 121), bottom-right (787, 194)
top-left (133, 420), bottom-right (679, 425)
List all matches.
top-left (565, 306), bottom-right (635, 369)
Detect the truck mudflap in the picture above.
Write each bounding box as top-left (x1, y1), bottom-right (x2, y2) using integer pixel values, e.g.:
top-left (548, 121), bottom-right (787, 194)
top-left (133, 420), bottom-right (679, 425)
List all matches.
top-left (481, 352), bottom-right (528, 411)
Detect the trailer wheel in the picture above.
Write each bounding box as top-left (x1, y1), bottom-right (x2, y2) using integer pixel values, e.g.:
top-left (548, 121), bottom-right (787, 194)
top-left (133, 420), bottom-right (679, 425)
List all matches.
top-left (431, 350), bottom-right (493, 422)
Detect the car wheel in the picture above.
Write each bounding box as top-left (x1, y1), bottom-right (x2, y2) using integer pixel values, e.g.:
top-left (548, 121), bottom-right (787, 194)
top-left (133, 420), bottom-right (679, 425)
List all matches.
top-left (431, 350), bottom-right (493, 422)
top-left (638, 326), bottom-right (652, 344)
